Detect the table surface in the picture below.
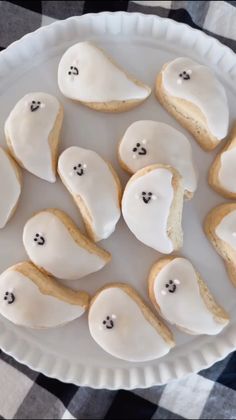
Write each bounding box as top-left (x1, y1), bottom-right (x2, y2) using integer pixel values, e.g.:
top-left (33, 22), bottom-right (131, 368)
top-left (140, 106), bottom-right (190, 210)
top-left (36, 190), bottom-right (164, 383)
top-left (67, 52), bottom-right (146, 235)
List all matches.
top-left (0, 1), bottom-right (236, 419)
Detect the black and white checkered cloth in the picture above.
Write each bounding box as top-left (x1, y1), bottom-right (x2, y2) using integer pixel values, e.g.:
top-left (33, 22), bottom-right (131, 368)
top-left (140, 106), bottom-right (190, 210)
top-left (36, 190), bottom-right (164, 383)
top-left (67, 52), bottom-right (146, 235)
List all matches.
top-left (0, 1), bottom-right (236, 419)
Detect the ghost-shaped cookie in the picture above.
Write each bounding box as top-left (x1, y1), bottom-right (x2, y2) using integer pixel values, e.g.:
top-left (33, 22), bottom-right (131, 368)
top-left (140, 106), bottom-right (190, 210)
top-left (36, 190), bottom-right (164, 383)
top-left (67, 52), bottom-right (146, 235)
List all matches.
top-left (156, 57), bottom-right (229, 150)
top-left (119, 120), bottom-right (197, 198)
top-left (148, 257), bottom-right (229, 335)
top-left (58, 146), bottom-right (121, 242)
top-left (205, 203), bottom-right (236, 287)
top-left (23, 209), bottom-right (111, 280)
top-left (0, 147), bottom-right (22, 228)
top-left (0, 262), bottom-right (90, 328)
top-left (88, 283), bottom-right (174, 362)
top-left (209, 123), bottom-right (236, 199)
top-left (122, 165), bottom-right (184, 253)
top-left (5, 92), bottom-right (63, 182)
top-left (58, 41), bottom-right (151, 112)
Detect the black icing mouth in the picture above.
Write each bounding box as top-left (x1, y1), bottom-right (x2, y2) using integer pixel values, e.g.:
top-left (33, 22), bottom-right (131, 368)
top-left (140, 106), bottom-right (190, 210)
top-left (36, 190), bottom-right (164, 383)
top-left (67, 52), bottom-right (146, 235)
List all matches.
top-left (4, 292), bottom-right (15, 304)
top-left (142, 191), bottom-right (152, 204)
top-left (103, 316), bottom-right (114, 329)
top-left (139, 147), bottom-right (147, 155)
top-left (30, 100), bottom-right (41, 112)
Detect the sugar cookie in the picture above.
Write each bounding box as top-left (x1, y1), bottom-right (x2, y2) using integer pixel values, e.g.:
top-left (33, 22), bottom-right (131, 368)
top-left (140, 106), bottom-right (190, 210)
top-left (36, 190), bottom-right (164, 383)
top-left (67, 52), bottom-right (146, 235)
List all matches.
top-left (205, 203), bottom-right (236, 287)
top-left (122, 165), bottom-right (184, 253)
top-left (23, 209), bottom-right (111, 281)
top-left (58, 41), bottom-right (151, 112)
top-left (58, 146), bottom-right (121, 242)
top-left (209, 124), bottom-right (236, 199)
top-left (155, 57), bottom-right (229, 151)
top-left (148, 257), bottom-right (229, 335)
top-left (118, 120), bottom-right (197, 198)
top-left (5, 92), bottom-right (63, 182)
top-left (0, 147), bottom-right (22, 228)
top-left (88, 283), bottom-right (174, 362)
top-left (0, 261), bottom-right (90, 328)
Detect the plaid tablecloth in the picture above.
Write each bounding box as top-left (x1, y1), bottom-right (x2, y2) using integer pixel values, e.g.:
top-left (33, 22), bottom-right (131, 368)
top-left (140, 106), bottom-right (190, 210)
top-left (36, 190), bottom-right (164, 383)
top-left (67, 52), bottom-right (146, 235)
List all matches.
top-left (0, 1), bottom-right (236, 419)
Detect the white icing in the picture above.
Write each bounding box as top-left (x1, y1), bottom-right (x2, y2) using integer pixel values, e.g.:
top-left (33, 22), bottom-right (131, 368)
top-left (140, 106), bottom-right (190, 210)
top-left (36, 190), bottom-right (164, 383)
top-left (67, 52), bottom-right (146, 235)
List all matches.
top-left (162, 57), bottom-right (229, 139)
top-left (58, 42), bottom-right (151, 102)
top-left (153, 258), bottom-right (227, 335)
top-left (219, 149), bottom-right (236, 193)
top-left (89, 287), bottom-right (172, 362)
top-left (122, 168), bottom-right (174, 253)
top-left (5, 92), bottom-right (61, 182)
top-left (0, 269), bottom-right (85, 328)
top-left (119, 120), bottom-right (197, 193)
top-left (215, 210), bottom-right (236, 249)
top-left (0, 148), bottom-right (21, 228)
top-left (58, 147), bottom-right (121, 241)
top-left (23, 211), bottom-right (107, 280)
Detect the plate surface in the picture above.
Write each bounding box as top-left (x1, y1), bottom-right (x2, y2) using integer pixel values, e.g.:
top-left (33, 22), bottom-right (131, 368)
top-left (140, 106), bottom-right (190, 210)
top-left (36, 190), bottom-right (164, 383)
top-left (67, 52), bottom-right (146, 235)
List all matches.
top-left (0, 12), bottom-right (236, 390)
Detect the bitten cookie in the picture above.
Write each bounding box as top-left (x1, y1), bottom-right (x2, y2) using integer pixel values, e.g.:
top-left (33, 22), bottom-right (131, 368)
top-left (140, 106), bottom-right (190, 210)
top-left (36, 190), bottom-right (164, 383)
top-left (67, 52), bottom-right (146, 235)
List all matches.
top-left (58, 146), bottom-right (122, 242)
top-left (118, 120), bottom-right (197, 199)
top-left (58, 41), bottom-right (151, 112)
top-left (122, 165), bottom-right (184, 253)
top-left (148, 257), bottom-right (229, 335)
top-left (88, 283), bottom-right (174, 362)
top-left (209, 123), bottom-right (236, 199)
top-left (5, 92), bottom-right (63, 182)
top-left (23, 209), bottom-right (111, 281)
top-left (0, 261), bottom-right (90, 328)
top-left (0, 147), bottom-right (22, 228)
top-left (155, 57), bottom-right (229, 151)
top-left (204, 203), bottom-right (236, 287)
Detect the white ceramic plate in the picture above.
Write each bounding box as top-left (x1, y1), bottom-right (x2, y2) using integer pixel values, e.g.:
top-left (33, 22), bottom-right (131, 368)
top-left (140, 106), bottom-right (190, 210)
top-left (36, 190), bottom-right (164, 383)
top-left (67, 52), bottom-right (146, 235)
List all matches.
top-left (0, 12), bottom-right (236, 390)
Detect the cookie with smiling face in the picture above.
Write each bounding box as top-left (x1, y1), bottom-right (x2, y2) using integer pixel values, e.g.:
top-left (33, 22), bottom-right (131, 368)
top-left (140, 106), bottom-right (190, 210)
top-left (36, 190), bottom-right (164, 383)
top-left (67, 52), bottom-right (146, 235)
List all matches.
top-left (58, 146), bottom-right (122, 242)
top-left (122, 164), bottom-right (184, 253)
top-left (88, 283), bottom-right (174, 362)
top-left (155, 58), bottom-right (229, 151)
top-left (0, 147), bottom-right (22, 229)
top-left (5, 92), bottom-right (63, 182)
top-left (23, 209), bottom-right (111, 281)
top-left (118, 120), bottom-right (197, 199)
top-left (148, 257), bottom-right (229, 335)
top-left (0, 261), bottom-right (90, 329)
top-left (58, 41), bottom-right (151, 112)
top-left (204, 203), bottom-right (236, 287)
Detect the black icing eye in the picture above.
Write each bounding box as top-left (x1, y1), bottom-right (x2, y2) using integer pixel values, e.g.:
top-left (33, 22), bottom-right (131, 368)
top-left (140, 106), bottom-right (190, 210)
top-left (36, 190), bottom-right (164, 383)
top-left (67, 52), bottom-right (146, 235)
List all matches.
top-left (78, 164), bottom-right (82, 168)
top-left (36, 233), bottom-right (39, 237)
top-left (133, 147), bottom-right (137, 152)
top-left (37, 101), bottom-right (41, 105)
top-left (148, 192), bottom-right (152, 196)
top-left (106, 316), bottom-right (110, 320)
top-left (183, 71), bottom-right (186, 75)
top-left (103, 320), bottom-right (106, 325)
top-left (166, 284), bottom-right (169, 288)
top-left (73, 166), bottom-right (77, 170)
top-left (70, 66), bottom-right (73, 70)
top-left (136, 143), bottom-right (140, 147)
top-left (169, 280), bottom-right (173, 284)
top-left (32, 100), bottom-right (36, 104)
top-left (68, 71), bottom-right (72, 75)
top-left (142, 192), bottom-right (146, 196)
